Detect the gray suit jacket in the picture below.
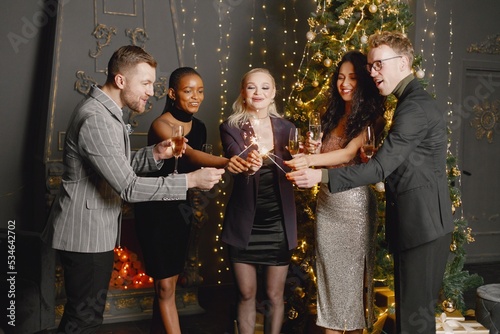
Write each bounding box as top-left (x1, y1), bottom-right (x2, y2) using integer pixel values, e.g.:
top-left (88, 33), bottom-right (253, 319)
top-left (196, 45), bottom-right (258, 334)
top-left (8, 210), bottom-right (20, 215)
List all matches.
top-left (327, 78), bottom-right (454, 251)
top-left (43, 86), bottom-right (188, 253)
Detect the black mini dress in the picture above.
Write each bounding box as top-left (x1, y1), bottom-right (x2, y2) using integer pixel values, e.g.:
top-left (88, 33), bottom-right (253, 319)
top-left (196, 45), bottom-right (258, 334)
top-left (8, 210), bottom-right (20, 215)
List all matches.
top-left (134, 118), bottom-right (206, 279)
top-left (228, 157), bottom-right (291, 266)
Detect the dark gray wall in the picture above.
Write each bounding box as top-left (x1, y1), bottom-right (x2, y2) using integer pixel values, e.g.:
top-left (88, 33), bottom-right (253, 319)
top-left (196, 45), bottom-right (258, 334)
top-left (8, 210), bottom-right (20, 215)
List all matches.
top-left (1, 1), bottom-right (56, 232)
top-left (412, 0), bottom-right (500, 262)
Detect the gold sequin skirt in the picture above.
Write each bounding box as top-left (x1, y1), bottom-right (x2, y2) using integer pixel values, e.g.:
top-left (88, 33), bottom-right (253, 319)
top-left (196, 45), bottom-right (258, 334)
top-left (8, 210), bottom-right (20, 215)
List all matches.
top-left (315, 183), bottom-right (378, 330)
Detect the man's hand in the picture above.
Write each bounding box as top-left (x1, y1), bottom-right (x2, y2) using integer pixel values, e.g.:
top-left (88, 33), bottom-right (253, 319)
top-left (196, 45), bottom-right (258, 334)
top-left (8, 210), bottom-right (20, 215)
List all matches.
top-left (226, 155), bottom-right (250, 174)
top-left (153, 138), bottom-right (188, 161)
top-left (286, 168), bottom-right (322, 188)
top-left (187, 168), bottom-right (225, 190)
top-left (284, 154), bottom-right (309, 170)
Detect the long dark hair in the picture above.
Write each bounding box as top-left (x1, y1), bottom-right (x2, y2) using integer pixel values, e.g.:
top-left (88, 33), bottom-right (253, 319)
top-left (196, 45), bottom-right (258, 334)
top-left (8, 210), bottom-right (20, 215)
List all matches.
top-left (162, 67), bottom-right (202, 114)
top-left (322, 51), bottom-right (385, 144)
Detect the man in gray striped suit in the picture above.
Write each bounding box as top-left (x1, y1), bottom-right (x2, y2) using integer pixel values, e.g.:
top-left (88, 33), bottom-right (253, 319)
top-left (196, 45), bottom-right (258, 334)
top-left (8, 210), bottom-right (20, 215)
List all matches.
top-left (42, 45), bottom-right (225, 333)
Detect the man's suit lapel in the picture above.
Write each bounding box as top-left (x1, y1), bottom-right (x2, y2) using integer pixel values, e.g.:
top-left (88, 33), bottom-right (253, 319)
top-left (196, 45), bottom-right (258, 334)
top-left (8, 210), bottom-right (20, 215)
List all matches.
top-left (89, 86), bottom-right (131, 160)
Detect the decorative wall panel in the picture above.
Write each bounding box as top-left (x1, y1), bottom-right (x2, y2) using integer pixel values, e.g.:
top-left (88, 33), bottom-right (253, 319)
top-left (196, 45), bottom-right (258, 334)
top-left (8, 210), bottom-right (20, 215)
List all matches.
top-left (460, 61), bottom-right (500, 262)
top-left (45, 0), bottom-right (178, 164)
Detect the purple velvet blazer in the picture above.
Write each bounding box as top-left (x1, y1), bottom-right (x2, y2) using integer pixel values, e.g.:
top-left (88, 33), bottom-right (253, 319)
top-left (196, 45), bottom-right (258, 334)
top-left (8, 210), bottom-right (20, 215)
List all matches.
top-left (219, 116), bottom-right (298, 250)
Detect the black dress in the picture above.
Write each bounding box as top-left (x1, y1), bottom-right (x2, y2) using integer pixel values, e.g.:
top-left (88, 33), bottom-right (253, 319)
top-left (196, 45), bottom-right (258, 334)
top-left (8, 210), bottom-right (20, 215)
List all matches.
top-left (134, 118), bottom-right (207, 279)
top-left (228, 157), bottom-right (291, 266)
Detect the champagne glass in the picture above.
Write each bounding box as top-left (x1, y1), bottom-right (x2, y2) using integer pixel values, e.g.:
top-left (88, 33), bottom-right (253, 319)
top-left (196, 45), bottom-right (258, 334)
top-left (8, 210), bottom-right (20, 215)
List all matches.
top-left (288, 128), bottom-right (301, 156)
top-left (171, 125), bottom-right (184, 174)
top-left (202, 143), bottom-right (213, 155)
top-left (363, 125), bottom-right (375, 159)
top-left (309, 112), bottom-right (322, 153)
top-left (309, 112), bottom-right (322, 140)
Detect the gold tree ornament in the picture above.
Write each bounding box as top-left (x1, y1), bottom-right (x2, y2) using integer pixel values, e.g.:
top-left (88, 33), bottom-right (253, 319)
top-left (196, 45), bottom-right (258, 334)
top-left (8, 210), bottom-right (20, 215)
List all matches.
top-left (312, 51), bottom-right (324, 63)
top-left (450, 240), bottom-right (457, 252)
top-left (288, 307), bottom-right (299, 320)
top-left (442, 299), bottom-right (456, 313)
top-left (294, 81), bottom-right (305, 91)
top-left (416, 69), bottom-right (425, 79)
top-left (306, 30), bottom-right (317, 42)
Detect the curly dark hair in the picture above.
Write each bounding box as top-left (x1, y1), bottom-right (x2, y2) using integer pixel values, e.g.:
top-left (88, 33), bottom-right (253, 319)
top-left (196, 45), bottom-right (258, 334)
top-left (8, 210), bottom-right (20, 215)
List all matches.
top-left (322, 51), bottom-right (385, 145)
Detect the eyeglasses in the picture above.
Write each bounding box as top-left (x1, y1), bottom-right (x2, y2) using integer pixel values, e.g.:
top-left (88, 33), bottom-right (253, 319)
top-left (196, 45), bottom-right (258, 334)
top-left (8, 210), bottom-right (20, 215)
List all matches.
top-left (366, 55), bottom-right (402, 72)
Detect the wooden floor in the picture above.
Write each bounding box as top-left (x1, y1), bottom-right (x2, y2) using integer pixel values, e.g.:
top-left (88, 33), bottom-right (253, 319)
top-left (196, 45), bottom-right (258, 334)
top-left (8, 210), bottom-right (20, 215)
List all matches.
top-left (41, 261), bottom-right (500, 334)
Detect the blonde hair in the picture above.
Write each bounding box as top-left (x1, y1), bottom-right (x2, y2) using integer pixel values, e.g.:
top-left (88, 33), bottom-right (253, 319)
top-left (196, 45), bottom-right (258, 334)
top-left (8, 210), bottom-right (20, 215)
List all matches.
top-left (227, 68), bottom-right (281, 128)
top-left (368, 31), bottom-right (414, 68)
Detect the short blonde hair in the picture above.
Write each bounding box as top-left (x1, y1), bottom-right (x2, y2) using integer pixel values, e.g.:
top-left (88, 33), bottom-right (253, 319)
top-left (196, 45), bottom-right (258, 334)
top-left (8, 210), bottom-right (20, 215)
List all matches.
top-left (368, 31), bottom-right (414, 68)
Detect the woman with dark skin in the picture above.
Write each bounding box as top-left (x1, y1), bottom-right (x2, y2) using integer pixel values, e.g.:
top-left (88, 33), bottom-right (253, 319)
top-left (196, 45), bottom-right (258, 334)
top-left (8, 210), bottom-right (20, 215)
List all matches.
top-left (135, 67), bottom-right (227, 334)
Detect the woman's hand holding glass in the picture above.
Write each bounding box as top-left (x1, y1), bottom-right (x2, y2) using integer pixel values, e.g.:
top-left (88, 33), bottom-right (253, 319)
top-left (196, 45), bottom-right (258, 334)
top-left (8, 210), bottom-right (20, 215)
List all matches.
top-left (305, 133), bottom-right (322, 154)
top-left (308, 112), bottom-right (322, 154)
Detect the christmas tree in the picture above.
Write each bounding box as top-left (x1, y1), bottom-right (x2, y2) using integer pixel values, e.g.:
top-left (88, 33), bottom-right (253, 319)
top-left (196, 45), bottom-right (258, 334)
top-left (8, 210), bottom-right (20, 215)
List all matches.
top-left (282, 0), bottom-right (482, 332)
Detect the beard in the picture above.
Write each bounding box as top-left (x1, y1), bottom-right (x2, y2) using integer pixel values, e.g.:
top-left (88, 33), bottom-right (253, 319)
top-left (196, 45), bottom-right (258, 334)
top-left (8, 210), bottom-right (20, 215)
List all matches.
top-left (121, 90), bottom-right (148, 113)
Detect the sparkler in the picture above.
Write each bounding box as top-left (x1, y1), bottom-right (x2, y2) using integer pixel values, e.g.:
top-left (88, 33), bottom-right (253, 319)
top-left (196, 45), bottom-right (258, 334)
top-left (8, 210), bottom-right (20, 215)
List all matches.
top-left (237, 132), bottom-right (287, 174)
top-left (260, 148), bottom-right (287, 174)
top-left (267, 152), bottom-right (284, 161)
top-left (237, 136), bottom-right (259, 157)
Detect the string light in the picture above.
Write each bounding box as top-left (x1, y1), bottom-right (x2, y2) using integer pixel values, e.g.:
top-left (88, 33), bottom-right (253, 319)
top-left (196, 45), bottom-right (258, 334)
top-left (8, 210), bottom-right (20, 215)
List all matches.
top-left (261, 1), bottom-right (269, 66)
top-left (249, 1), bottom-right (255, 67)
top-left (110, 247), bottom-right (153, 289)
top-left (279, 0), bottom-right (301, 106)
top-left (419, 0), bottom-right (438, 94)
top-left (447, 8), bottom-right (454, 128)
top-left (281, 2), bottom-right (288, 102)
top-left (191, 0), bottom-right (198, 69)
top-left (178, 0), bottom-right (198, 68)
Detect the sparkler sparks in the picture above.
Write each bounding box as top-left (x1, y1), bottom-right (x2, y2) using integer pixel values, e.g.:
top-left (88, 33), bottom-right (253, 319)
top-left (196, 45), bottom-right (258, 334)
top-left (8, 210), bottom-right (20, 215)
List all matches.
top-left (237, 132), bottom-right (287, 174)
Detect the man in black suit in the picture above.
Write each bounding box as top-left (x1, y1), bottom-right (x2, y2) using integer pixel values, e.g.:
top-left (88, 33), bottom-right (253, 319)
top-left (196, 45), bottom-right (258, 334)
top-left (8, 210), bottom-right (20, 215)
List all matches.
top-left (286, 31), bottom-right (454, 333)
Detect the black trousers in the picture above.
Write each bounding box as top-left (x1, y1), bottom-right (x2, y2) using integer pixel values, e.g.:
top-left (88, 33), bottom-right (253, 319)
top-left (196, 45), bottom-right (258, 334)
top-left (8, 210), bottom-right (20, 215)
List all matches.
top-left (394, 232), bottom-right (452, 334)
top-left (57, 249), bottom-right (114, 334)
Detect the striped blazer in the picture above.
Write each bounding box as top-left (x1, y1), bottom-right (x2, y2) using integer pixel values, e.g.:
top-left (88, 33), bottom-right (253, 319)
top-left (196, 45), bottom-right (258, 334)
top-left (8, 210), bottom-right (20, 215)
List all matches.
top-left (42, 86), bottom-right (188, 253)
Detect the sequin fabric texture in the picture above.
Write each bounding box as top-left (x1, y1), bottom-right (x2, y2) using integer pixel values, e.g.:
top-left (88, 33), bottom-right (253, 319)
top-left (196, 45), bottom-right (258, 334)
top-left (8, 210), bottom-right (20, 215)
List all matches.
top-left (315, 134), bottom-right (378, 330)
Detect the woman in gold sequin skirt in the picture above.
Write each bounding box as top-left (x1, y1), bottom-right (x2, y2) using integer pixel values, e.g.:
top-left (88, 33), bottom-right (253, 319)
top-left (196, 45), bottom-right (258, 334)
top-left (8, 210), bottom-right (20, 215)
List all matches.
top-left (286, 51), bottom-right (385, 334)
